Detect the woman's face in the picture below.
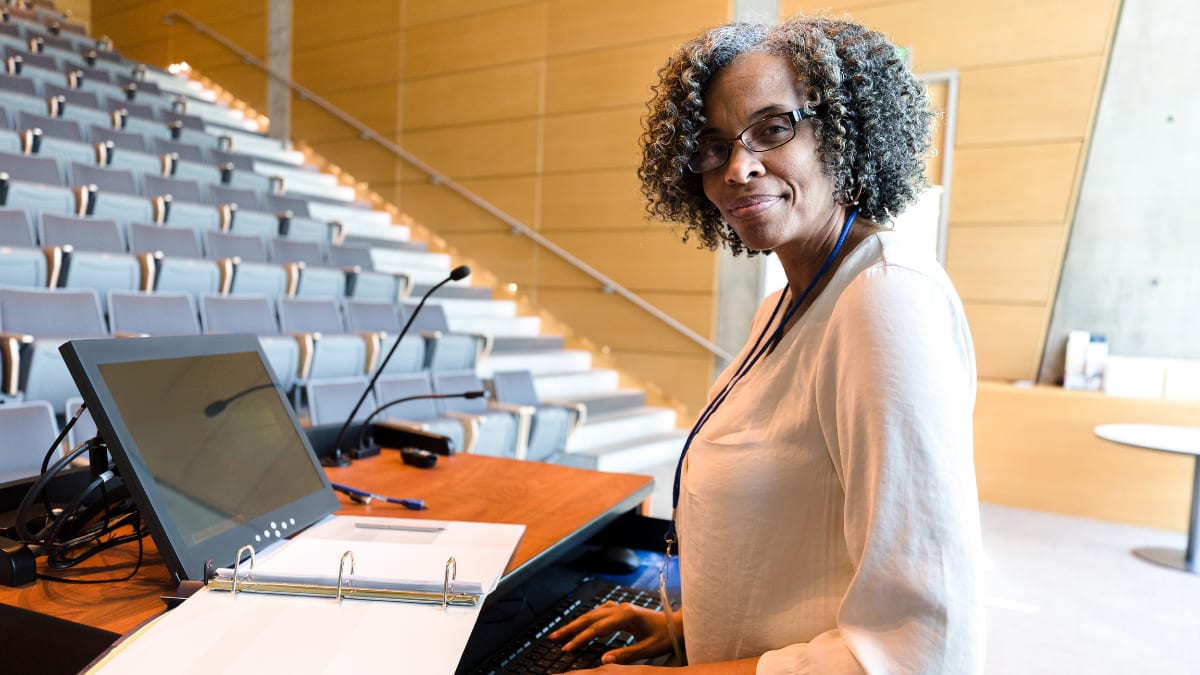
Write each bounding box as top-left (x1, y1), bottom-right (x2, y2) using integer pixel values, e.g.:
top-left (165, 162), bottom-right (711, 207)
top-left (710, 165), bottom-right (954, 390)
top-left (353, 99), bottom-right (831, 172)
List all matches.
top-left (700, 52), bottom-right (842, 257)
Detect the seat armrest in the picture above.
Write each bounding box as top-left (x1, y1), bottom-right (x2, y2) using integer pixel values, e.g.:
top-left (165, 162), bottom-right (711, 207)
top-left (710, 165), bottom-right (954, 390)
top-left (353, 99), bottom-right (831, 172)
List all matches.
top-left (488, 403), bottom-right (534, 460)
top-left (441, 411), bottom-right (480, 454)
top-left (0, 332), bottom-right (34, 397)
top-left (541, 399), bottom-right (588, 434)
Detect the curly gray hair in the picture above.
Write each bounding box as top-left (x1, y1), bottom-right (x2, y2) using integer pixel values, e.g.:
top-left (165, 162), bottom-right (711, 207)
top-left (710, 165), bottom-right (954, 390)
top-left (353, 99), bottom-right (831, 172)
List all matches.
top-left (639, 15), bottom-right (934, 255)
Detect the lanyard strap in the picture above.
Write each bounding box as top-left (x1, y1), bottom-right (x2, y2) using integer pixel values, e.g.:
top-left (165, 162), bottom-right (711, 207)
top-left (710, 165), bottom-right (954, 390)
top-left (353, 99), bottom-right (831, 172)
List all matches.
top-left (666, 208), bottom-right (859, 545)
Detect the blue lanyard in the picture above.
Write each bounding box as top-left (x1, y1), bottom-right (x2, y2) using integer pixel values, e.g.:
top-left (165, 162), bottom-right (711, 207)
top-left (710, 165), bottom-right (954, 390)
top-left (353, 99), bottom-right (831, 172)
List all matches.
top-left (666, 208), bottom-right (858, 545)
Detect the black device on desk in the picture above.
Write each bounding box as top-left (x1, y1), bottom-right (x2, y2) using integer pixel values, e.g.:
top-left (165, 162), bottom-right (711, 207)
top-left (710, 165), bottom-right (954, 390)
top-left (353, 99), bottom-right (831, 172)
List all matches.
top-left (458, 515), bottom-right (678, 674)
top-left (60, 334), bottom-right (341, 582)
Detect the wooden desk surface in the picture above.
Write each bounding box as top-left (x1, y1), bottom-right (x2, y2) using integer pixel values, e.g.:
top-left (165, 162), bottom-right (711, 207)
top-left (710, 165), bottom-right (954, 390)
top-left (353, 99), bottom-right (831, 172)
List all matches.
top-left (0, 453), bottom-right (653, 635)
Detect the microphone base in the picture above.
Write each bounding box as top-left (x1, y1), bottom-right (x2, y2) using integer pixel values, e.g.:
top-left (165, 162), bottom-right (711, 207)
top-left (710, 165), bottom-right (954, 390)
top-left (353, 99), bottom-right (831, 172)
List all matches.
top-left (349, 444), bottom-right (381, 460)
top-left (319, 454), bottom-right (352, 468)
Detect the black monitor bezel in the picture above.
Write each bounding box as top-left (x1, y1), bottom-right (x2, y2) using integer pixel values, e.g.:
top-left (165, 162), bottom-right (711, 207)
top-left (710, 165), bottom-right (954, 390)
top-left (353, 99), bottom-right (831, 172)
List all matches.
top-left (60, 333), bottom-right (339, 582)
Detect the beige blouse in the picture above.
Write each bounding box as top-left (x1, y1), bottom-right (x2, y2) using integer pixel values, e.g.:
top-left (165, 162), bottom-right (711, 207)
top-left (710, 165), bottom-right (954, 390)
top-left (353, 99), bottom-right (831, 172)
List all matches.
top-left (676, 231), bottom-right (985, 674)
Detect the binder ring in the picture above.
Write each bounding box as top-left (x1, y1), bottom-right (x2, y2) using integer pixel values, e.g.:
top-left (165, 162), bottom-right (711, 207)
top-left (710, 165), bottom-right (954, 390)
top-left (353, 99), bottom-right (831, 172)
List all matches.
top-left (336, 550), bottom-right (356, 604)
top-left (232, 544), bottom-right (256, 597)
top-left (443, 557), bottom-right (457, 609)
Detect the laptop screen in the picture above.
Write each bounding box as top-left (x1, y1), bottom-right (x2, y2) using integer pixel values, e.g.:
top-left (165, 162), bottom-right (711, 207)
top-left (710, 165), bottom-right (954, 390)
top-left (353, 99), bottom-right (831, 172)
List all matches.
top-left (61, 334), bottom-right (339, 582)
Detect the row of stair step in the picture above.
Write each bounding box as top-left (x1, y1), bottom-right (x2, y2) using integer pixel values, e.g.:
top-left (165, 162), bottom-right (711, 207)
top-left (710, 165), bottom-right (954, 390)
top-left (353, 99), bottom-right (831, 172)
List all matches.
top-left (161, 72), bottom-right (688, 477)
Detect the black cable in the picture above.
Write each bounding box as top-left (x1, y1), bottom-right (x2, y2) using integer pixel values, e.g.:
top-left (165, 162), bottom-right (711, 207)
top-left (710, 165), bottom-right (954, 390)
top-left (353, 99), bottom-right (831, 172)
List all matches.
top-left (14, 415), bottom-right (152, 583)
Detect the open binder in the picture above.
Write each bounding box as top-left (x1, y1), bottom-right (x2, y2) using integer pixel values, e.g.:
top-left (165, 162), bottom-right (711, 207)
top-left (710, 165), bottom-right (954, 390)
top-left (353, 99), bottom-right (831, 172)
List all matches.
top-left (205, 544), bottom-right (484, 607)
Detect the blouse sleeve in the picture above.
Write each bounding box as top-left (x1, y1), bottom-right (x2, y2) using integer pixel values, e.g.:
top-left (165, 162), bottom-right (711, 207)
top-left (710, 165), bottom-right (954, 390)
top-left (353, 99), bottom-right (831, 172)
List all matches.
top-left (757, 263), bottom-right (985, 674)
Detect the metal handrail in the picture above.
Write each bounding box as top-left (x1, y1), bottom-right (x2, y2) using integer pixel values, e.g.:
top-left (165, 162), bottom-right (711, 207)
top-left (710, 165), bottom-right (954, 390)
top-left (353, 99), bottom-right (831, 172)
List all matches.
top-left (162, 10), bottom-right (733, 363)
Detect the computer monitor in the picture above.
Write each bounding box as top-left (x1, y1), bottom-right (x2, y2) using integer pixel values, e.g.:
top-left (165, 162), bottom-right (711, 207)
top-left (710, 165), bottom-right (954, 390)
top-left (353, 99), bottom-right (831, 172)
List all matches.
top-left (61, 334), bottom-right (339, 582)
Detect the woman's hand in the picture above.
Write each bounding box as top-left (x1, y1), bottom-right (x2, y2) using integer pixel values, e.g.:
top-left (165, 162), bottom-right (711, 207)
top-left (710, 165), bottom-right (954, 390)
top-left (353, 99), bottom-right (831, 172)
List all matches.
top-left (548, 600), bottom-right (675, 666)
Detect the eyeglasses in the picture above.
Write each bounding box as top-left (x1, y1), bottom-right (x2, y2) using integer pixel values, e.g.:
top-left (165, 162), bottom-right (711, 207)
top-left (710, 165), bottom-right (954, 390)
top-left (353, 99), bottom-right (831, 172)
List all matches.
top-left (686, 108), bottom-right (815, 174)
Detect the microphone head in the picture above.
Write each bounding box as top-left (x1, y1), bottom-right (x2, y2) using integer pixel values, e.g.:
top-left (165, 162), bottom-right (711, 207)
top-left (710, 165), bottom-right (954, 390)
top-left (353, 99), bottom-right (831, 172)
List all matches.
top-left (449, 265), bottom-right (470, 281)
top-left (464, 390), bottom-right (487, 399)
top-left (203, 400), bottom-right (226, 417)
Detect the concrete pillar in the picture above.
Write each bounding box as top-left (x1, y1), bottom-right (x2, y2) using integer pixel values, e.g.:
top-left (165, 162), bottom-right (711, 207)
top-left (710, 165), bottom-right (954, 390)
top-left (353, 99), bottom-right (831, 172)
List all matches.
top-left (266, 0), bottom-right (292, 142)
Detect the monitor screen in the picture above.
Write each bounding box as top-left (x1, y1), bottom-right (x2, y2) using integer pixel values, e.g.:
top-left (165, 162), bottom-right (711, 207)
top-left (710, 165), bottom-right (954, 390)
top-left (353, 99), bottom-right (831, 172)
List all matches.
top-left (61, 334), bottom-right (340, 582)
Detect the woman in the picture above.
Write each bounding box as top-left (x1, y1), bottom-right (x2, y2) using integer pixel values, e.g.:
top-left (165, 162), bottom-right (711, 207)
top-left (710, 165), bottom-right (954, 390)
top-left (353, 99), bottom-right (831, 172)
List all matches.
top-left (550, 15), bottom-right (984, 674)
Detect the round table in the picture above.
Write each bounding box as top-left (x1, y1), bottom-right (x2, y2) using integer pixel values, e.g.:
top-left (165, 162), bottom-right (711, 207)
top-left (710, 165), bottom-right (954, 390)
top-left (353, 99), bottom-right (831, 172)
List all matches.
top-left (1094, 423), bottom-right (1200, 574)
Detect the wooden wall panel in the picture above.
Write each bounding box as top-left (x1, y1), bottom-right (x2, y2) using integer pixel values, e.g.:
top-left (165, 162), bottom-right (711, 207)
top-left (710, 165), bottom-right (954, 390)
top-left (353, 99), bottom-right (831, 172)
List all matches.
top-left (963, 302), bottom-right (1048, 380)
top-left (299, 136), bottom-right (401, 186)
top-left (403, 63), bottom-right (542, 130)
top-left (534, 231), bottom-right (718, 294)
top-left (404, 0), bottom-right (534, 27)
top-left (540, 170), bottom-right (649, 231)
top-left (975, 382), bottom-right (1200, 530)
top-left (956, 57), bottom-right (1105, 145)
top-left (92, 1), bottom-right (170, 56)
top-left (612, 351), bottom-right (712, 415)
top-left (401, 178), bottom-right (539, 233)
top-left (545, 40), bottom-right (677, 114)
top-left (403, 3), bottom-right (546, 79)
top-left (430, 232), bottom-right (541, 287)
top-left (817, 0), bottom-right (1119, 72)
top-left (547, 0), bottom-right (728, 56)
top-left (949, 143), bottom-right (1081, 223)
top-left (542, 108), bottom-right (643, 173)
top-left (536, 288), bottom-right (715, 357)
top-left (292, 33), bottom-right (402, 95)
top-left (398, 119), bottom-right (540, 180)
top-left (293, 0), bottom-right (400, 49)
top-left (946, 225), bottom-right (1065, 303)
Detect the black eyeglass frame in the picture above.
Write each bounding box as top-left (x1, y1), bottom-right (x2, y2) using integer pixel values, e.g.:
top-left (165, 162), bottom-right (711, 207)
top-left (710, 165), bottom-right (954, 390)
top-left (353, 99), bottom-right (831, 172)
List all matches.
top-left (686, 108), bottom-right (816, 174)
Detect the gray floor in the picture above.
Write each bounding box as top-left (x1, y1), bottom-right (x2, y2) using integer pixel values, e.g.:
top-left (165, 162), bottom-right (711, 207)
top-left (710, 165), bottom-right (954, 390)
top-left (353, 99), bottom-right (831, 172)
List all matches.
top-left (635, 462), bottom-right (1200, 673)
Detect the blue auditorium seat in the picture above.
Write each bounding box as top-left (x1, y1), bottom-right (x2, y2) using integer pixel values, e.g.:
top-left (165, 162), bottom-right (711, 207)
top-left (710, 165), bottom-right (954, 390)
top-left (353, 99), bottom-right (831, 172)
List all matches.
top-left (0, 208), bottom-right (37, 247)
top-left (490, 369), bottom-right (584, 464)
top-left (0, 150), bottom-right (76, 224)
top-left (305, 375), bottom-right (376, 427)
top-left (226, 204), bottom-right (282, 240)
top-left (276, 296), bottom-right (369, 381)
top-left (0, 286), bottom-right (107, 414)
top-left (128, 221), bottom-right (202, 258)
top-left (432, 369), bottom-right (525, 459)
top-left (404, 302), bottom-right (490, 372)
top-left (39, 212), bottom-right (125, 251)
top-left (373, 372), bottom-right (469, 454)
top-left (198, 292), bottom-right (302, 395)
top-left (339, 298), bottom-right (425, 375)
top-left (0, 400), bottom-right (59, 483)
top-left (107, 289), bottom-right (199, 336)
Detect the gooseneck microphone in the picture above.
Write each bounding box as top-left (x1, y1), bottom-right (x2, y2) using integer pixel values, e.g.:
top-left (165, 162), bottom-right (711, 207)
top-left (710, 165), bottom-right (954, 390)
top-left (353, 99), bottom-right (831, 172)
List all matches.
top-left (354, 390), bottom-right (487, 453)
top-left (322, 265), bottom-right (471, 467)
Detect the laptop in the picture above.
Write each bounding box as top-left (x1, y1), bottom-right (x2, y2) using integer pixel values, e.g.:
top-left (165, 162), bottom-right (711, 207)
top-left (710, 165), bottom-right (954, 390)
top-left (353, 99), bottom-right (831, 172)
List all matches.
top-left (60, 333), bottom-right (340, 583)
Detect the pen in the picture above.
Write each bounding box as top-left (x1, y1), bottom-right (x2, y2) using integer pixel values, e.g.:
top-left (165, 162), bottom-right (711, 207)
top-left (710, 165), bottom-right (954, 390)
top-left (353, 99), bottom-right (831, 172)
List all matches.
top-left (354, 523), bottom-right (446, 533)
top-left (330, 482), bottom-right (426, 510)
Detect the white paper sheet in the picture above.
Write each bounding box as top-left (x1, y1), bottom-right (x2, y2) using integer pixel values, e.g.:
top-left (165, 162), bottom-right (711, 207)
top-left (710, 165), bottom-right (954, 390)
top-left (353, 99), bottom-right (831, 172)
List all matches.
top-left (87, 516), bottom-right (525, 674)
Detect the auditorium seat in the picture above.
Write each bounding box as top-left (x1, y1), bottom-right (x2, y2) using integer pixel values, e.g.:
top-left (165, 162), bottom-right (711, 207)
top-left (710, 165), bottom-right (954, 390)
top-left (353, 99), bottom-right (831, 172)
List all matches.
top-left (340, 299), bottom-right (426, 375)
top-left (143, 252), bottom-right (223, 298)
top-left (276, 296), bottom-right (368, 381)
top-left (57, 247), bottom-right (144, 312)
top-left (226, 204), bottom-right (282, 240)
top-left (89, 125), bottom-right (151, 154)
top-left (432, 369), bottom-right (525, 459)
top-left (39, 212), bottom-right (124, 251)
top-left (0, 286), bottom-right (107, 414)
top-left (305, 375), bottom-right (376, 427)
top-left (107, 289), bottom-right (199, 336)
top-left (197, 293), bottom-right (302, 395)
top-left (0, 208), bottom-right (38, 247)
top-left (0, 244), bottom-right (56, 287)
top-left (0, 150), bottom-right (76, 224)
top-left (373, 372), bottom-right (469, 454)
top-left (490, 369), bottom-right (584, 464)
top-left (0, 400), bottom-right (59, 482)
top-left (404, 302), bottom-right (490, 372)
top-left (128, 221), bottom-right (202, 258)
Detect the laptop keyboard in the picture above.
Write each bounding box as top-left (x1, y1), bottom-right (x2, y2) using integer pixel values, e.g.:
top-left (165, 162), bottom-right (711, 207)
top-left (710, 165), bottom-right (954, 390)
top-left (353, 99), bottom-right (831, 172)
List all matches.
top-left (468, 579), bottom-right (662, 675)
